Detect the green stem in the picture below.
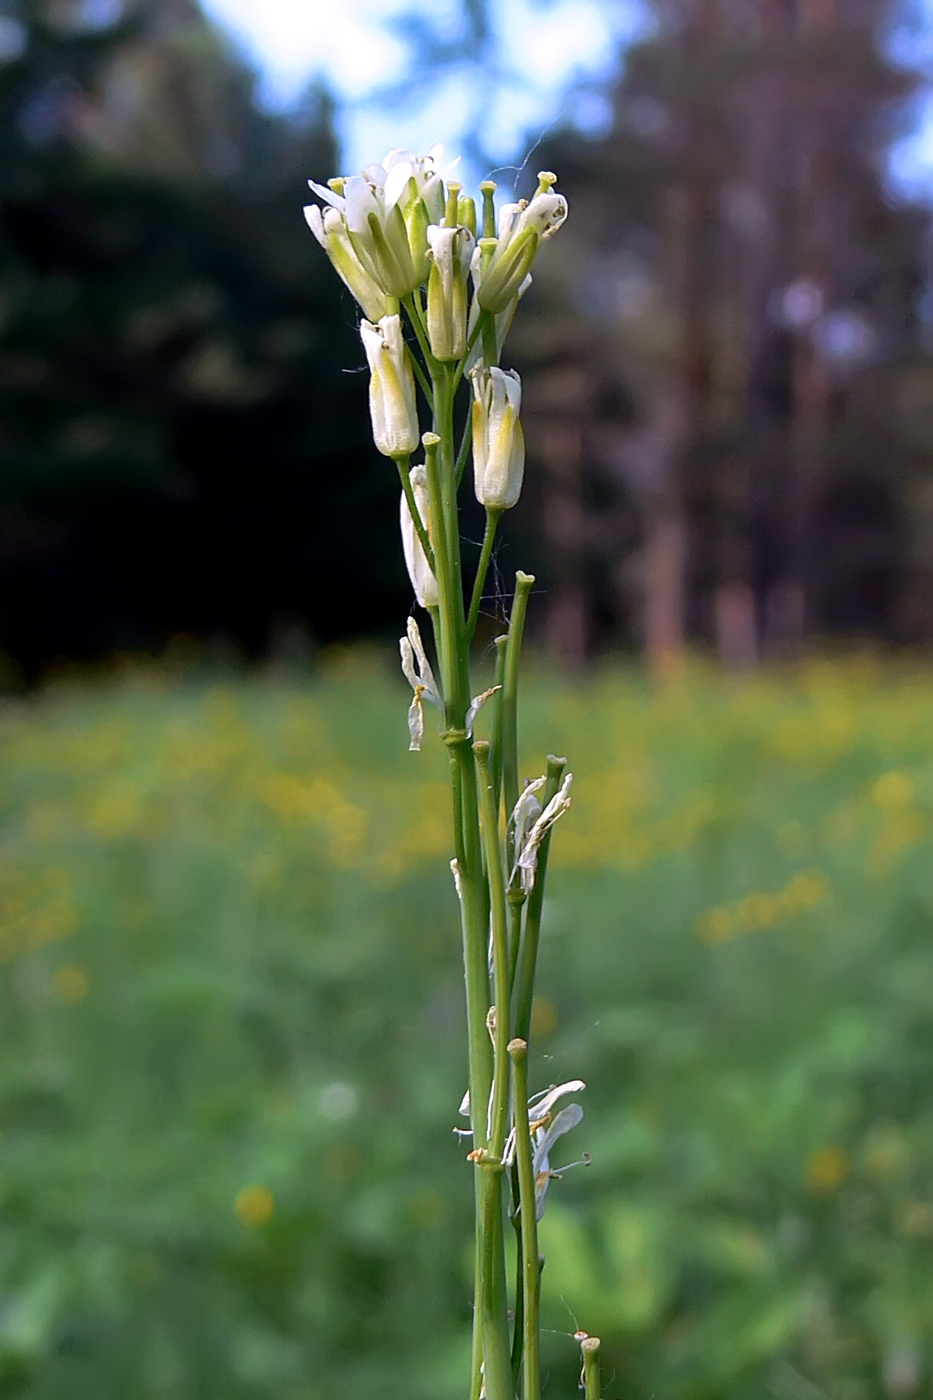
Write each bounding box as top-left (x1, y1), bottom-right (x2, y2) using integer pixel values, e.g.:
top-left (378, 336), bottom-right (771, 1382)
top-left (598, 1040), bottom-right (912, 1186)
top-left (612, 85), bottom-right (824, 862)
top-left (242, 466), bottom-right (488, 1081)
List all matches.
top-left (422, 433), bottom-right (460, 724)
top-left (453, 307), bottom-right (490, 383)
top-left (404, 292), bottom-right (439, 378)
top-left (508, 1039), bottom-right (540, 1400)
top-left (455, 398), bottom-right (474, 489)
top-left (580, 1336), bottom-right (602, 1400)
top-left (482, 312), bottom-right (499, 368)
top-left (507, 892), bottom-right (525, 1000)
top-left (478, 1160), bottom-right (512, 1400)
top-left (490, 634), bottom-right (508, 817)
top-left (473, 741), bottom-right (511, 1159)
top-left (405, 340), bottom-right (434, 406)
top-left (394, 455), bottom-right (435, 574)
top-left (502, 573), bottom-right (535, 865)
top-left (467, 508), bottom-right (502, 639)
top-left (513, 755), bottom-right (566, 1044)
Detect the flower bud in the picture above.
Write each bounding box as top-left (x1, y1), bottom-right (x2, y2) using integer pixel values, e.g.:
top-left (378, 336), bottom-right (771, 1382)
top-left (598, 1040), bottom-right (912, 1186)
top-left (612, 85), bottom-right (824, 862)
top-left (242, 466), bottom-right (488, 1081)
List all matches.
top-left (304, 204), bottom-right (391, 323)
top-left (471, 367), bottom-right (524, 510)
top-left (400, 464), bottom-right (438, 608)
top-left (426, 225), bottom-right (474, 361)
top-left (360, 314), bottom-right (419, 458)
top-left (344, 176), bottom-right (419, 300)
top-left (474, 188), bottom-right (568, 314)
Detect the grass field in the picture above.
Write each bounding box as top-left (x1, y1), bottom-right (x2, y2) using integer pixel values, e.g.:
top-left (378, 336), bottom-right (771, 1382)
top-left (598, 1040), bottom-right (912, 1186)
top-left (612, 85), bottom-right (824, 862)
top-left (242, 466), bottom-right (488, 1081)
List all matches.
top-left (0, 652), bottom-right (932, 1400)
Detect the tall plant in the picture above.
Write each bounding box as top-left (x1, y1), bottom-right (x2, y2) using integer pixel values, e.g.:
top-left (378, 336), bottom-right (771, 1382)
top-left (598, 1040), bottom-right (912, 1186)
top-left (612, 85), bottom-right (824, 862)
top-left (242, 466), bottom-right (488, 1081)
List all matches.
top-left (305, 146), bottom-right (599, 1400)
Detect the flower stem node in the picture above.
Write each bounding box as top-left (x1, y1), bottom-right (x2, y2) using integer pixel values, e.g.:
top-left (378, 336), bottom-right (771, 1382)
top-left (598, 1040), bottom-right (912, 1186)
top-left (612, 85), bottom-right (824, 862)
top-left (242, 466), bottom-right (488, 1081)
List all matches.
top-left (471, 368), bottom-right (525, 509)
top-left (361, 314), bottom-right (419, 458)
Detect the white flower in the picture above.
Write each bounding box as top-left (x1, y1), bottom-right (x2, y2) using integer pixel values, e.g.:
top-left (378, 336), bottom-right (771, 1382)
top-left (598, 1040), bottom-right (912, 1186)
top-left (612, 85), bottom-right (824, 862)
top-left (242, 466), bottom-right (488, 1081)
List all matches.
top-left (303, 204), bottom-right (391, 324)
top-left (425, 224), bottom-right (475, 361)
top-left (381, 144), bottom-right (452, 226)
top-left (514, 773), bottom-right (573, 894)
top-left (502, 1078), bottom-right (588, 1219)
top-left (399, 463), bottom-right (438, 609)
top-left (471, 367), bottom-right (524, 510)
top-left (360, 314), bottom-right (419, 459)
top-left (509, 777), bottom-right (546, 855)
top-left (474, 174), bottom-right (568, 314)
top-left (399, 615), bottom-right (441, 751)
top-left (306, 147), bottom-right (458, 302)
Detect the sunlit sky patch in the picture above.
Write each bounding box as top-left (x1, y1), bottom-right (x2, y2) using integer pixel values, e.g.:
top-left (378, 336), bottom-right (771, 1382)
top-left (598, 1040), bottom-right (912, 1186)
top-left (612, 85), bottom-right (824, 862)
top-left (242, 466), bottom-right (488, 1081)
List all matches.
top-left (199, 0), bottom-right (645, 182)
top-left (199, 0), bottom-right (933, 199)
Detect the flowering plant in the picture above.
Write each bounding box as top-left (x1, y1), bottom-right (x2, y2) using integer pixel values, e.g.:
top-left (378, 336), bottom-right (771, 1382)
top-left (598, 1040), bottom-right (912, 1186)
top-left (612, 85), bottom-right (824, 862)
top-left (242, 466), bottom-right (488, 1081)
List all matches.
top-left (306, 145), bottom-right (600, 1400)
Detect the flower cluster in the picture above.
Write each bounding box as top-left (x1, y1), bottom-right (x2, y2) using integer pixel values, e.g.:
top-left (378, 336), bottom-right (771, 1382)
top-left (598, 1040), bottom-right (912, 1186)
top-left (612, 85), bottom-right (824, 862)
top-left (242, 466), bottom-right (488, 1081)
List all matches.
top-left (304, 146), bottom-right (567, 607)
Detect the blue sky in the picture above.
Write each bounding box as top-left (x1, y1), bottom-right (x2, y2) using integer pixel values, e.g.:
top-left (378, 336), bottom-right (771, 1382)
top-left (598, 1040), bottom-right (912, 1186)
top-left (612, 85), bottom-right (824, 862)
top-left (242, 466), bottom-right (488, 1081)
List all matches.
top-left (200, 0), bottom-right (645, 181)
top-left (200, 0), bottom-right (933, 199)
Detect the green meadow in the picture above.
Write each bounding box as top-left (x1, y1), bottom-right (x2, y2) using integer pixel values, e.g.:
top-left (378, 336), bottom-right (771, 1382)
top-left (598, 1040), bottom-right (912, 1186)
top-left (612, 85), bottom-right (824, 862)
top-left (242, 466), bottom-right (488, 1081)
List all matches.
top-left (0, 653), bottom-right (931, 1399)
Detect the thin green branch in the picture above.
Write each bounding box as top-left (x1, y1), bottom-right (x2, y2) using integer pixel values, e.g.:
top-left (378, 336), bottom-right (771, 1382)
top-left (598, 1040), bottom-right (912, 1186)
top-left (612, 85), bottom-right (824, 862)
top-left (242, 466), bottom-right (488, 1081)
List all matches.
top-left (490, 634), bottom-right (508, 818)
top-left (502, 573), bottom-right (535, 866)
top-left (404, 292), bottom-right (439, 380)
top-left (394, 455), bottom-right (435, 575)
top-left (453, 308), bottom-right (490, 384)
top-left (473, 740), bottom-right (511, 1159)
top-left (455, 397), bottom-right (474, 490)
top-left (508, 1039), bottom-right (540, 1400)
top-left (513, 755), bottom-right (566, 1044)
top-left (405, 340), bottom-right (433, 406)
top-left (467, 508), bottom-right (502, 639)
top-left (580, 1336), bottom-right (602, 1400)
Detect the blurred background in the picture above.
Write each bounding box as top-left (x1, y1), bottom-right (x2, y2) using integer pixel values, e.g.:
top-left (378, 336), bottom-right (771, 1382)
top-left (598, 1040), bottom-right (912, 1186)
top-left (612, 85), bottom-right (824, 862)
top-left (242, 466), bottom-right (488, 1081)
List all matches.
top-left (4, 1), bottom-right (933, 1398)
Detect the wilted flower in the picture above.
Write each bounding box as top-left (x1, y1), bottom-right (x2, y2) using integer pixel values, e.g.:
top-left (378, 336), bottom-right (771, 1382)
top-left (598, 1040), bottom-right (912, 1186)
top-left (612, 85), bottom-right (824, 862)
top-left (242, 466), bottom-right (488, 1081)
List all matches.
top-left (360, 314), bottom-right (419, 459)
top-left (399, 615), bottom-right (441, 751)
top-left (400, 463), bottom-right (438, 609)
top-left (471, 367), bottom-right (524, 510)
top-left (502, 1078), bottom-right (588, 1219)
top-left (426, 224), bottom-right (474, 361)
top-left (514, 773), bottom-right (573, 894)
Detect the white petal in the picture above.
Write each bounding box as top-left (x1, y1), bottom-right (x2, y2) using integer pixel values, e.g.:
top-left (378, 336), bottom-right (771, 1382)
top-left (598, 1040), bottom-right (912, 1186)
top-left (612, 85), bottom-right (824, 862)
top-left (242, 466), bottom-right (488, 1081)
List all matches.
top-left (407, 692), bottom-right (425, 751)
top-left (532, 1103), bottom-right (584, 1177)
top-left (465, 686), bottom-right (500, 737)
top-left (399, 635), bottom-right (420, 692)
top-left (384, 160), bottom-right (415, 209)
top-left (303, 205), bottom-right (328, 247)
top-left (406, 615), bottom-right (439, 702)
top-left (307, 179), bottom-right (346, 211)
top-left (528, 1079), bottom-right (586, 1118)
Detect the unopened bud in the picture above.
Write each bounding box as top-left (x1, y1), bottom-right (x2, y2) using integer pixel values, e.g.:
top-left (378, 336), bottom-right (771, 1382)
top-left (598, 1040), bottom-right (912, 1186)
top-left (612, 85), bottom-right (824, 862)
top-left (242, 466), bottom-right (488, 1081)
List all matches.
top-left (471, 366), bottom-right (524, 509)
top-left (360, 314), bottom-right (419, 458)
top-left (426, 224), bottom-right (474, 360)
